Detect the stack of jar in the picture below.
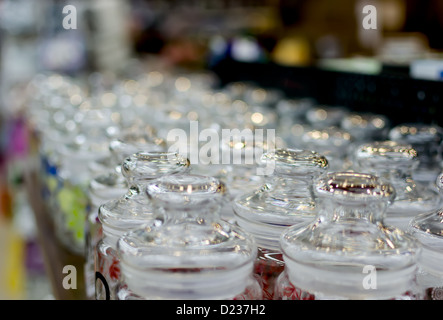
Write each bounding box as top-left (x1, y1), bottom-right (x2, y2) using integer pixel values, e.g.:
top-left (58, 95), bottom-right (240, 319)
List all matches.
top-left (23, 68), bottom-right (443, 300)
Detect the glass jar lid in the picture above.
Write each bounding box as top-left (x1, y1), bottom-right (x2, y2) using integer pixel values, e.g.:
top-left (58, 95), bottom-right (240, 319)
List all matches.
top-left (283, 172), bottom-right (417, 251)
top-left (354, 141), bottom-right (442, 217)
top-left (260, 148), bottom-right (329, 176)
top-left (280, 172), bottom-right (419, 299)
top-left (354, 140), bottom-right (419, 170)
top-left (301, 127), bottom-right (354, 161)
top-left (109, 128), bottom-right (166, 164)
top-left (306, 105), bottom-right (348, 128)
top-left (340, 112), bottom-right (389, 141)
top-left (389, 123), bottom-right (443, 183)
top-left (407, 173), bottom-right (443, 276)
top-left (389, 123), bottom-right (443, 144)
top-left (121, 152), bottom-right (190, 184)
top-left (233, 149), bottom-right (328, 250)
top-left (146, 174), bottom-right (226, 214)
top-left (118, 174), bottom-right (256, 299)
top-left (89, 171), bottom-right (128, 206)
top-left (314, 172), bottom-right (396, 203)
top-left (99, 152), bottom-right (190, 243)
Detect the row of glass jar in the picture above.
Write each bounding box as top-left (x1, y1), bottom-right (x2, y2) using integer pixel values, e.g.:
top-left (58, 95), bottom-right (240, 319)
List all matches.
top-left (89, 145), bottom-right (443, 301)
top-left (26, 70), bottom-right (443, 256)
top-left (22, 69), bottom-right (443, 300)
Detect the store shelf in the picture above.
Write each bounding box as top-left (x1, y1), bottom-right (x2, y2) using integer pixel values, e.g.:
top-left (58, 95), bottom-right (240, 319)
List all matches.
top-left (23, 167), bottom-right (87, 300)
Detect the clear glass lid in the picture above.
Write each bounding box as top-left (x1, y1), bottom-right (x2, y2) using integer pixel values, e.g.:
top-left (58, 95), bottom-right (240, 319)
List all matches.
top-left (234, 148), bottom-right (329, 219)
top-left (280, 172), bottom-right (419, 298)
top-left (305, 105), bottom-right (348, 128)
top-left (109, 126), bottom-right (166, 165)
top-left (282, 172), bottom-right (411, 251)
top-left (300, 126), bottom-right (353, 171)
top-left (117, 174), bottom-right (257, 299)
top-left (301, 126), bottom-right (353, 153)
top-left (354, 141), bottom-right (442, 214)
top-left (99, 152), bottom-right (190, 237)
top-left (146, 174), bottom-right (227, 217)
top-left (409, 173), bottom-right (443, 243)
top-left (389, 123), bottom-right (443, 182)
top-left (389, 123), bottom-right (443, 145)
top-left (216, 129), bottom-right (282, 197)
top-left (354, 140), bottom-right (419, 170)
top-left (340, 112), bottom-right (389, 142)
top-left (233, 149), bottom-right (329, 249)
top-left (88, 171), bottom-right (128, 206)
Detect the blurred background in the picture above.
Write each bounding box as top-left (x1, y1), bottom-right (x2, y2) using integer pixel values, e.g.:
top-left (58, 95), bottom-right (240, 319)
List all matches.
top-left (0, 0), bottom-right (442, 299)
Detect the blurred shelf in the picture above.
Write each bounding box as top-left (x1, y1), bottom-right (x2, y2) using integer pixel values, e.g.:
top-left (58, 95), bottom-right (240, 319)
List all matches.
top-left (23, 167), bottom-right (87, 300)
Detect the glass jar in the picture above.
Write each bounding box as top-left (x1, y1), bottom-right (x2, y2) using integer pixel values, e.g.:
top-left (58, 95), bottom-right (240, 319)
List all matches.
top-left (274, 172), bottom-right (420, 300)
top-left (340, 112), bottom-right (390, 169)
top-left (52, 102), bottom-right (120, 255)
top-left (408, 172), bottom-right (443, 300)
top-left (340, 112), bottom-right (390, 143)
top-left (305, 105), bottom-right (348, 129)
top-left (389, 124), bottom-right (443, 184)
top-left (354, 140), bottom-right (442, 230)
top-left (301, 126), bottom-right (353, 171)
top-left (84, 171), bottom-right (128, 299)
top-left (116, 174), bottom-right (262, 300)
top-left (85, 128), bottom-right (167, 298)
top-left (233, 148), bottom-right (329, 299)
top-left (276, 98), bottom-right (314, 147)
top-left (95, 152), bottom-right (190, 300)
top-left (213, 130), bottom-right (283, 223)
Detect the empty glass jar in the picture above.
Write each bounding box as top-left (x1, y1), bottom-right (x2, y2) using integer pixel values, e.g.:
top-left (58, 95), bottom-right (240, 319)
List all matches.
top-left (116, 174), bottom-right (262, 300)
top-left (354, 140), bottom-right (442, 230)
top-left (301, 126), bottom-right (353, 171)
top-left (95, 152), bottom-right (190, 300)
top-left (233, 148), bottom-right (329, 299)
top-left (214, 131), bottom-right (282, 223)
top-left (389, 123), bottom-right (443, 184)
top-left (340, 112), bottom-right (389, 143)
top-left (274, 172), bottom-right (420, 300)
top-left (408, 172), bottom-right (443, 300)
top-left (84, 129), bottom-right (167, 299)
top-left (85, 170), bottom-right (128, 299)
top-left (276, 98), bottom-right (314, 147)
top-left (305, 105), bottom-right (348, 129)
top-left (340, 112), bottom-right (390, 169)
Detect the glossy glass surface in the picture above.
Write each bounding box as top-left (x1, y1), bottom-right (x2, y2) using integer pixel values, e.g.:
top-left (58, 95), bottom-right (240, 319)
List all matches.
top-left (408, 172), bottom-right (443, 300)
top-left (354, 140), bottom-right (442, 229)
top-left (117, 174), bottom-right (261, 300)
top-left (276, 172), bottom-right (420, 300)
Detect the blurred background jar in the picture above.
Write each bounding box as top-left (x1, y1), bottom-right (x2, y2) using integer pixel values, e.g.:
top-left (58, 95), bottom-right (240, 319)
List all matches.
top-left (354, 140), bottom-right (442, 230)
top-left (389, 124), bottom-right (443, 185)
top-left (301, 126), bottom-right (354, 172)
